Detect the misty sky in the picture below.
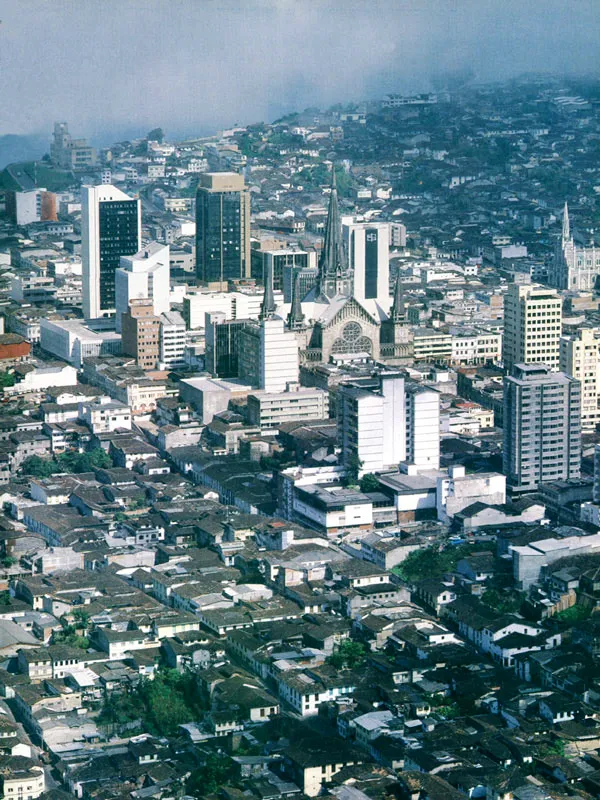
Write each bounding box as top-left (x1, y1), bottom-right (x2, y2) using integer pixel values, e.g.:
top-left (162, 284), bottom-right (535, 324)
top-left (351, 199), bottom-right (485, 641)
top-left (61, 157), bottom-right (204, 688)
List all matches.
top-left (1, 0), bottom-right (599, 142)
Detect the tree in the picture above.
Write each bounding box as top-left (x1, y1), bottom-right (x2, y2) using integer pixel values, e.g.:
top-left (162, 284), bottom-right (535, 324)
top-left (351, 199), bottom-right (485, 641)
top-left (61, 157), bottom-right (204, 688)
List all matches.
top-left (97, 668), bottom-right (207, 738)
top-left (186, 754), bottom-right (236, 797)
top-left (57, 447), bottom-right (112, 473)
top-left (343, 454), bottom-right (363, 487)
top-left (393, 542), bottom-right (490, 584)
top-left (0, 371), bottom-right (15, 389)
top-left (538, 738), bottom-right (566, 758)
top-left (327, 639), bottom-right (366, 670)
top-left (554, 604), bottom-right (591, 624)
top-left (359, 473), bottom-right (380, 493)
top-left (72, 608), bottom-right (90, 630)
top-left (481, 588), bottom-right (523, 614)
top-left (52, 624), bottom-right (90, 650)
top-left (21, 456), bottom-right (58, 478)
top-left (147, 128), bottom-right (164, 143)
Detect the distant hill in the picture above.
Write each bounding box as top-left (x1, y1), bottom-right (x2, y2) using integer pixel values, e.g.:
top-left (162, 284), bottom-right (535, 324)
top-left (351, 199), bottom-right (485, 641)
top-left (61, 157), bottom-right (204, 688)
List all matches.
top-left (0, 161), bottom-right (75, 193)
top-left (0, 134), bottom-right (48, 170)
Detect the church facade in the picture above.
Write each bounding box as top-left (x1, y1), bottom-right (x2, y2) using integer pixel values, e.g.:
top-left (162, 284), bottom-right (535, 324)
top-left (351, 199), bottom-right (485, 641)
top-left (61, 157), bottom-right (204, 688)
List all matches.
top-left (267, 169), bottom-right (413, 366)
top-left (551, 202), bottom-right (600, 291)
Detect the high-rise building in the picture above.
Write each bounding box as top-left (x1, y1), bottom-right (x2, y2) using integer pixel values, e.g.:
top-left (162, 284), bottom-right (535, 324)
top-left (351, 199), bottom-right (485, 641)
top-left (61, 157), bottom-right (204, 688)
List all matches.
top-left (238, 317), bottom-right (299, 392)
top-left (405, 383), bottom-right (441, 470)
top-left (115, 242), bottom-right (170, 333)
top-left (82, 185), bottom-right (141, 320)
top-left (560, 327), bottom-right (600, 433)
top-left (282, 263), bottom-right (318, 303)
top-left (237, 282), bottom-right (299, 392)
top-left (502, 283), bottom-right (562, 374)
top-left (121, 299), bottom-right (160, 371)
top-left (261, 249), bottom-right (314, 293)
top-left (205, 312), bottom-right (249, 378)
top-left (503, 364), bottom-right (581, 493)
top-left (195, 172), bottom-right (250, 285)
top-left (342, 220), bottom-right (390, 306)
top-left (551, 202), bottom-right (600, 291)
top-left (337, 373), bottom-right (440, 475)
top-left (158, 311), bottom-right (187, 371)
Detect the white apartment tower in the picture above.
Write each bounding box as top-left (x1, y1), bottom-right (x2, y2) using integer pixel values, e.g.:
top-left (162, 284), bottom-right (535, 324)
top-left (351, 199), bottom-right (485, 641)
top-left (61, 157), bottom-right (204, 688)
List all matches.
top-left (560, 327), bottom-right (600, 433)
top-left (238, 317), bottom-right (299, 392)
top-left (337, 373), bottom-right (440, 475)
top-left (342, 220), bottom-right (390, 307)
top-left (115, 242), bottom-right (170, 333)
top-left (405, 383), bottom-right (441, 470)
top-left (159, 311), bottom-right (187, 371)
top-left (82, 184), bottom-right (141, 320)
top-left (502, 283), bottom-right (562, 374)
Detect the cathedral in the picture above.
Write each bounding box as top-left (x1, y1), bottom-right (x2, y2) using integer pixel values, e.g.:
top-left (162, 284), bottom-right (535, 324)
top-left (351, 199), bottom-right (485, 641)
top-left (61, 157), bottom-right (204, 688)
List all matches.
top-left (551, 202), bottom-right (600, 291)
top-left (261, 170), bottom-right (412, 366)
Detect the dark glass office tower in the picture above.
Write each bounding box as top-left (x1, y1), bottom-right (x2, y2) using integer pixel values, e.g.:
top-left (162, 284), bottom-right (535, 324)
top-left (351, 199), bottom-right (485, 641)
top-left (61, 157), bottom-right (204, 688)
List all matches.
top-left (82, 185), bottom-right (141, 319)
top-left (98, 200), bottom-right (140, 312)
top-left (195, 173), bottom-right (250, 285)
top-left (205, 313), bottom-right (248, 378)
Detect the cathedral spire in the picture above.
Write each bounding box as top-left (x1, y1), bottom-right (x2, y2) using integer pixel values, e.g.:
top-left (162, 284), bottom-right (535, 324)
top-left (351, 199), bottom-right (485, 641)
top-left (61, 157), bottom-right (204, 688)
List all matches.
top-left (260, 261), bottom-right (276, 321)
top-left (316, 165), bottom-right (352, 300)
top-left (562, 201), bottom-right (570, 241)
top-left (391, 274), bottom-right (406, 323)
top-left (287, 269), bottom-right (305, 330)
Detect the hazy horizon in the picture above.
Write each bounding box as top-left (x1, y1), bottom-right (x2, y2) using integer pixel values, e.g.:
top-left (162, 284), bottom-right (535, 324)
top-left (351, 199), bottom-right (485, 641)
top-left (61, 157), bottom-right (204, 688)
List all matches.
top-left (0, 0), bottom-right (599, 145)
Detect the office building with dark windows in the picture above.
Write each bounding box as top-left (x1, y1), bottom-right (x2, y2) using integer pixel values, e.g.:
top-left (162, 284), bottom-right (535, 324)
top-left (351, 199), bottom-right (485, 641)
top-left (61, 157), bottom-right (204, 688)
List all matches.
top-left (195, 172), bottom-right (251, 286)
top-left (261, 249), bottom-right (312, 292)
top-left (82, 184), bottom-right (141, 319)
top-left (205, 311), bottom-right (249, 378)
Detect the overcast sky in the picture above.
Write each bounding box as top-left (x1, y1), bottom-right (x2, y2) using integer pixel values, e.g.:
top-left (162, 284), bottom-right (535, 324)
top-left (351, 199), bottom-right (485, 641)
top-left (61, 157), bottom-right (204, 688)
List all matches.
top-left (1, 0), bottom-right (599, 142)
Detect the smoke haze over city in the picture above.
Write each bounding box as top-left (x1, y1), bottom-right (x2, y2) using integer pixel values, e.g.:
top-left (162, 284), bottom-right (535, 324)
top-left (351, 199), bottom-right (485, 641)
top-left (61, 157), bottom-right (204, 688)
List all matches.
top-left (1, 0), bottom-right (599, 142)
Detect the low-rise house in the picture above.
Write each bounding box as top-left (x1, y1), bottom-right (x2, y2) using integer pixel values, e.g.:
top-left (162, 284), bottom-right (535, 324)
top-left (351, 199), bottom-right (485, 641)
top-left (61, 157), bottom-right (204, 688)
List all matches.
top-left (0, 756), bottom-right (45, 800)
top-left (276, 666), bottom-right (357, 716)
top-left (283, 738), bottom-right (362, 797)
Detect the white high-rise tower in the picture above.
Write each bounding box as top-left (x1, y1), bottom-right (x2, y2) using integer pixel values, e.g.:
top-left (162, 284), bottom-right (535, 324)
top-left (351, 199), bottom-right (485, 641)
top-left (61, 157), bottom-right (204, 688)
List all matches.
top-left (82, 185), bottom-right (141, 320)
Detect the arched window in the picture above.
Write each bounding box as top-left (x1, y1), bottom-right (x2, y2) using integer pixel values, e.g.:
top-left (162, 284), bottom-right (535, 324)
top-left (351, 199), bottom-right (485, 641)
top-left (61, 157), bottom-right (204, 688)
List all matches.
top-left (331, 321), bottom-right (372, 355)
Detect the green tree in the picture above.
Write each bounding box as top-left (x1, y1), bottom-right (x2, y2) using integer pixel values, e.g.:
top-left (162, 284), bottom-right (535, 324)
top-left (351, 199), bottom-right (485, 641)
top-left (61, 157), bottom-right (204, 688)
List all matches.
top-left (97, 668), bottom-right (207, 738)
top-left (186, 754), bottom-right (236, 797)
top-left (21, 456), bottom-right (58, 478)
top-left (327, 639), bottom-right (366, 670)
top-left (52, 625), bottom-right (90, 650)
top-left (72, 608), bottom-right (90, 630)
top-left (0, 371), bottom-right (15, 388)
top-left (554, 604), bottom-right (591, 624)
top-left (57, 447), bottom-right (112, 473)
top-left (435, 701), bottom-right (460, 719)
top-left (147, 128), bottom-right (164, 143)
top-left (481, 588), bottom-right (523, 614)
top-left (538, 738), bottom-right (566, 758)
top-left (343, 454), bottom-right (364, 487)
top-left (393, 542), bottom-right (491, 584)
top-left (359, 473), bottom-right (380, 493)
